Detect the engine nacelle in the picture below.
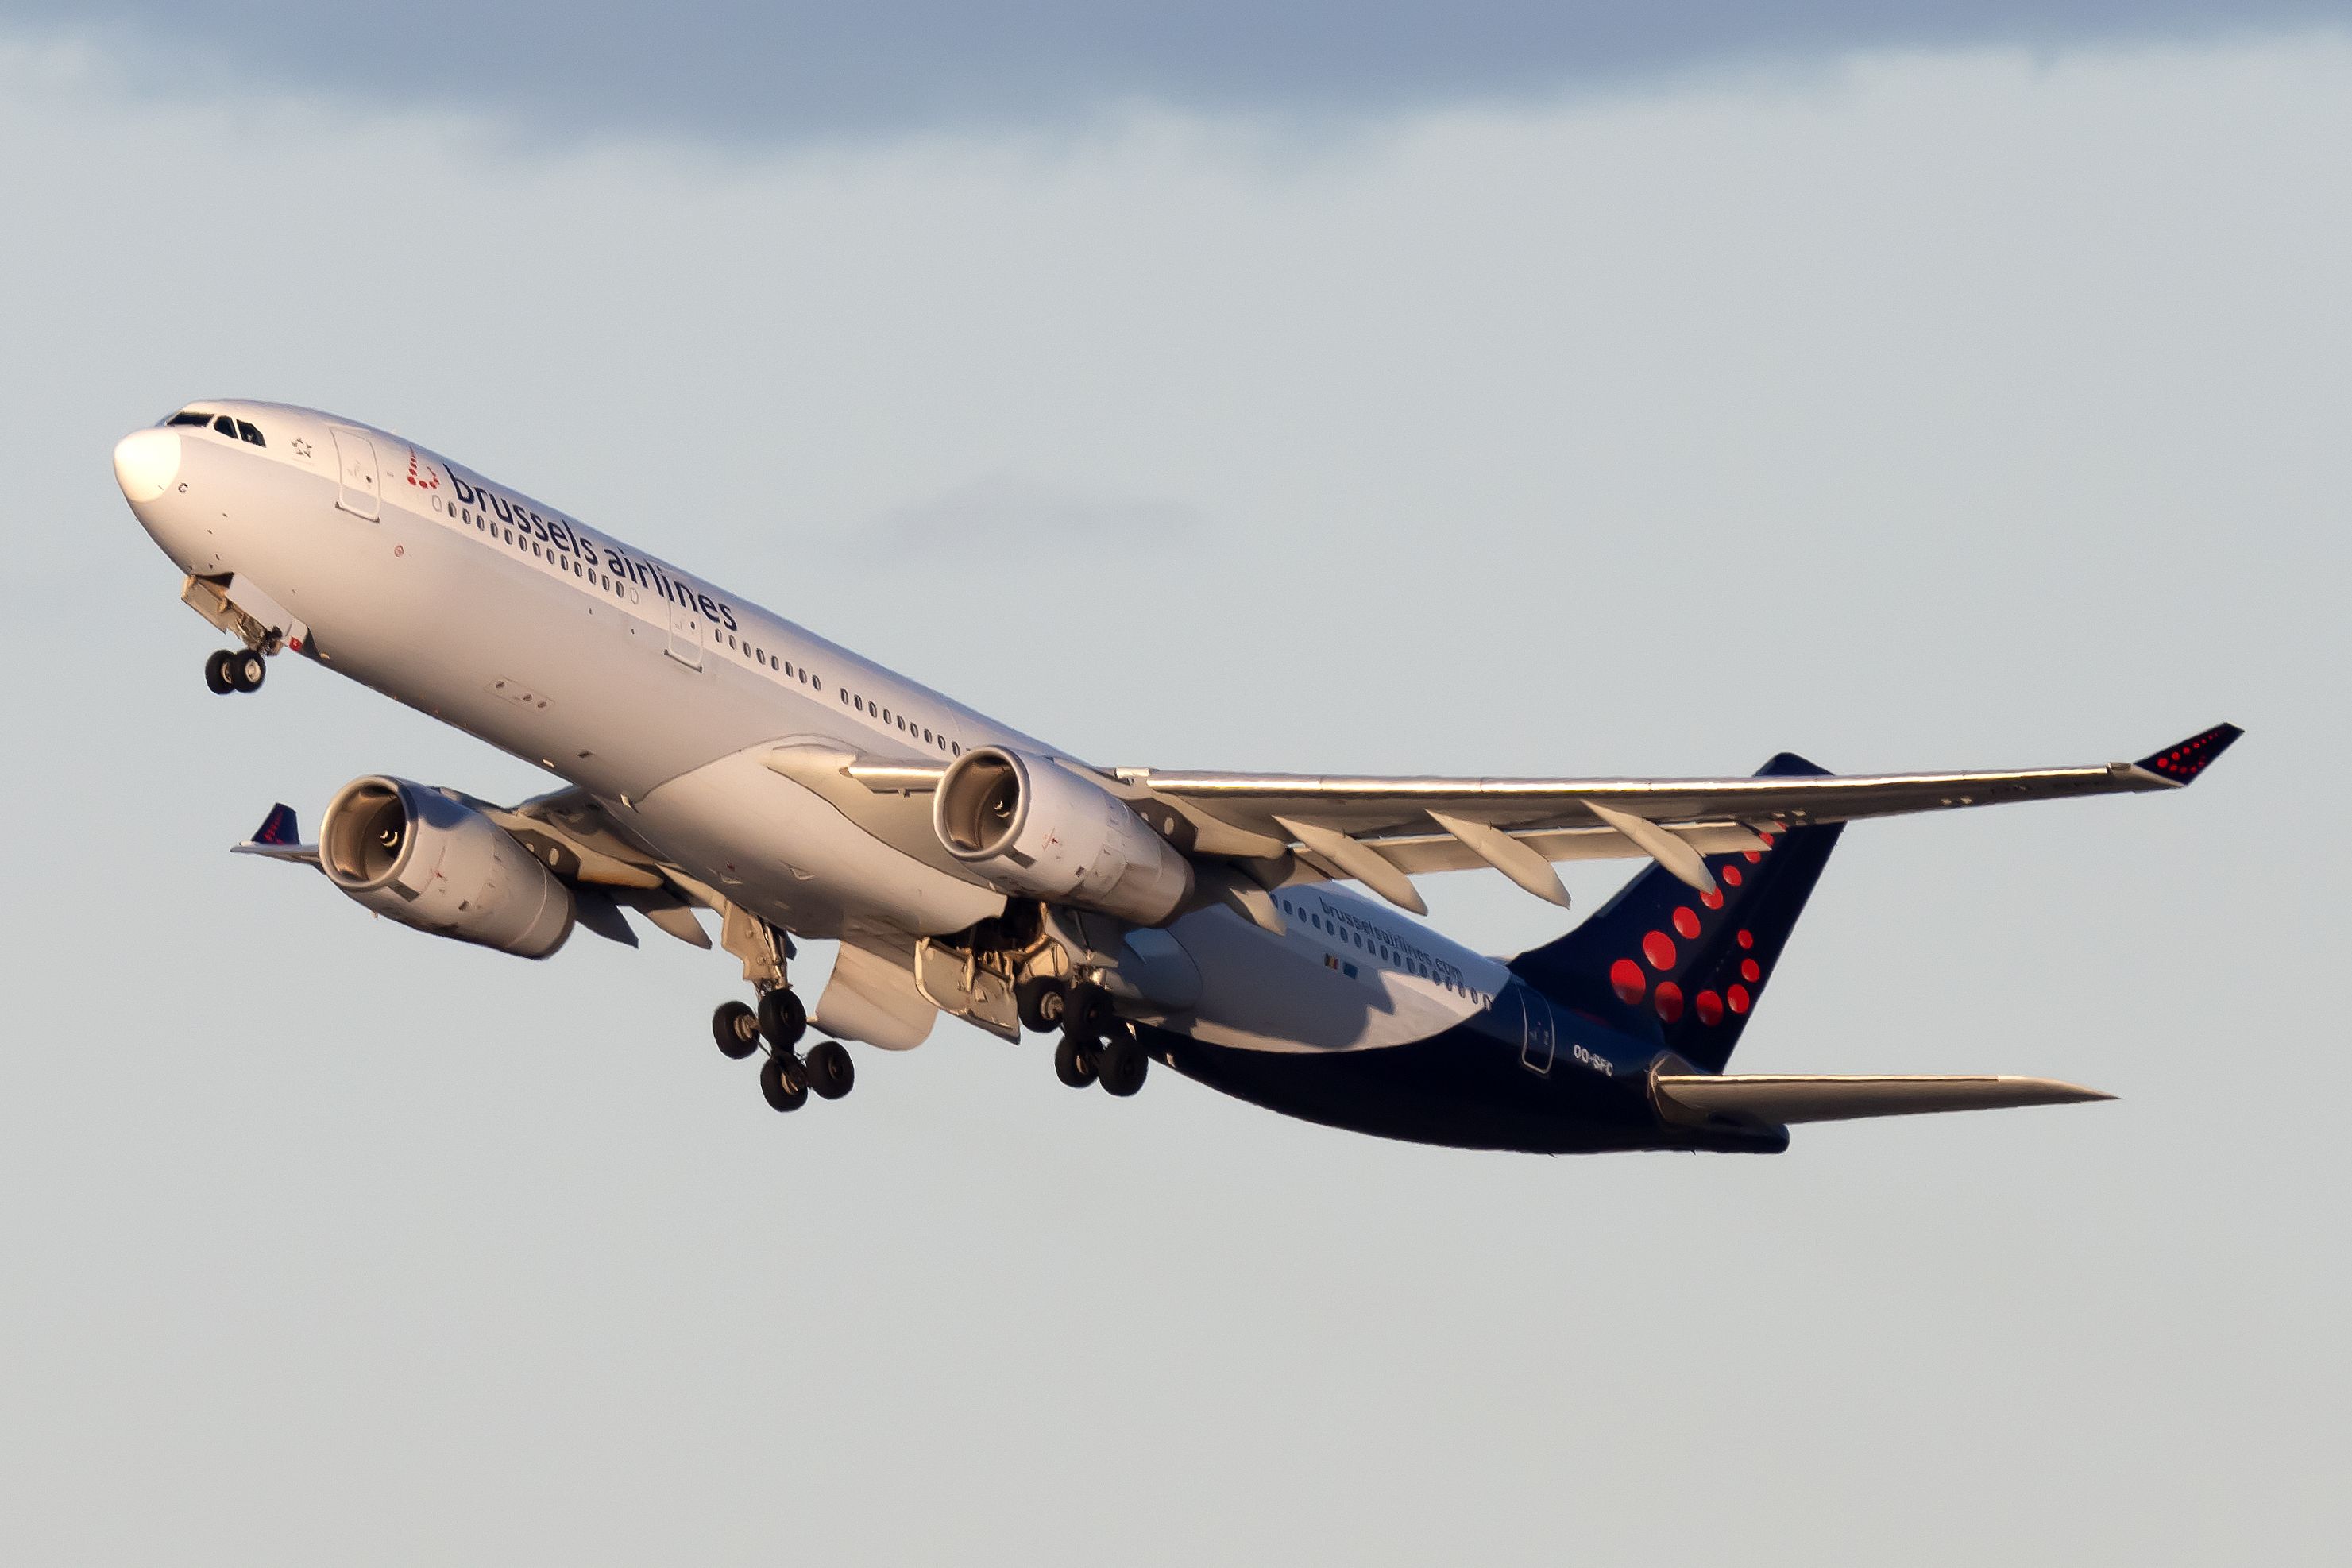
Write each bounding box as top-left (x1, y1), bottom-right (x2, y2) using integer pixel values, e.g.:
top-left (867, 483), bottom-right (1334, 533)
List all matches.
top-left (934, 747), bottom-right (1194, 925)
top-left (319, 776), bottom-right (574, 959)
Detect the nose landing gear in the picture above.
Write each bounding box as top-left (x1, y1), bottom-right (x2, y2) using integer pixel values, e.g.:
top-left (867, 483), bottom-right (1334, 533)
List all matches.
top-left (204, 647), bottom-right (267, 694)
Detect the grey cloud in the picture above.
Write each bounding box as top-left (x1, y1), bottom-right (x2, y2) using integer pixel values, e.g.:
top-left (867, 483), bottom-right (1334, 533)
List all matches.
top-left (9, 2), bottom-right (2349, 143)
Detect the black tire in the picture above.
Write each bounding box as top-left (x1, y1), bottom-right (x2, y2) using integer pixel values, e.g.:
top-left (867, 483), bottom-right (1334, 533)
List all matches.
top-left (204, 650), bottom-right (236, 694)
top-left (757, 987), bottom-right (806, 1051)
top-left (712, 1000), bottom-right (760, 1060)
top-left (229, 651), bottom-right (266, 692)
top-left (1097, 1033), bottom-right (1149, 1098)
top-left (1069, 984), bottom-right (1117, 1037)
top-left (1015, 978), bottom-right (1068, 1034)
top-left (1054, 1033), bottom-right (1099, 1089)
top-left (805, 1040), bottom-right (854, 1099)
top-left (759, 1052), bottom-right (809, 1112)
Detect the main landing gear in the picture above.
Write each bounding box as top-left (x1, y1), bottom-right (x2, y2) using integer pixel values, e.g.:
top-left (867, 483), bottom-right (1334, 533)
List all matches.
top-left (712, 991), bottom-right (854, 1116)
top-left (204, 647), bottom-right (267, 695)
top-left (1035, 980), bottom-right (1149, 1099)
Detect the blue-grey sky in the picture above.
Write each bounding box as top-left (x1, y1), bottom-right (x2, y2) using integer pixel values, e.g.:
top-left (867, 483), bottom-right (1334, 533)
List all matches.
top-left (1, 13), bottom-right (2346, 1566)
top-left (6, 1), bottom-right (2350, 139)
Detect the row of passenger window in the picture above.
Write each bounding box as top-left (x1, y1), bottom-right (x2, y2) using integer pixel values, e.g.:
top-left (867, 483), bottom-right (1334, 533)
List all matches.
top-left (840, 686), bottom-right (964, 756)
top-left (168, 409), bottom-right (265, 446)
top-left (1276, 895), bottom-right (1490, 1002)
top-left (434, 489), bottom-right (968, 754)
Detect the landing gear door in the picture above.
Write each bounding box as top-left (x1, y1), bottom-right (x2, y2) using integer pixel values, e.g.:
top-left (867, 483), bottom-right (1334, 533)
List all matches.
top-left (666, 595), bottom-right (705, 670)
top-left (1520, 986), bottom-right (1556, 1076)
top-left (330, 427), bottom-right (380, 520)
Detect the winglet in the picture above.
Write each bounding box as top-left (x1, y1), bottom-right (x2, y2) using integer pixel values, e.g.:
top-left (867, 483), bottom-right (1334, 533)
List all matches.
top-left (250, 802), bottom-right (301, 845)
top-left (2133, 723), bottom-right (2243, 785)
top-left (232, 802), bottom-right (321, 866)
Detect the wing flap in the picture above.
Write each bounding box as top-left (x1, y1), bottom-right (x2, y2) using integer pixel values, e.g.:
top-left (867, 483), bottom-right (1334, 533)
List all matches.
top-left (1655, 1072), bottom-right (2114, 1126)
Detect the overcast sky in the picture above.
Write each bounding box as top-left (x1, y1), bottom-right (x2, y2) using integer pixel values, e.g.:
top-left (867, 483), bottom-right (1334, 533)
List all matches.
top-left (6, 2), bottom-right (2352, 139)
top-left (1, 10), bottom-right (2345, 1566)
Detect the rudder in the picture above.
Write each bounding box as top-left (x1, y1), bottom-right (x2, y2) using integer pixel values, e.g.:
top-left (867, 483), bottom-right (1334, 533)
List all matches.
top-left (1509, 753), bottom-right (1844, 1072)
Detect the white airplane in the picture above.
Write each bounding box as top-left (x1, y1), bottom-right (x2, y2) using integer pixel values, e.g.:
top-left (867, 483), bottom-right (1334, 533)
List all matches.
top-left (113, 402), bottom-right (2239, 1153)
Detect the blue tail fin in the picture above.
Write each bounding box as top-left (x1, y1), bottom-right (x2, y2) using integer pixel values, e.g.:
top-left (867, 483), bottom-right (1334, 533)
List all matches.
top-left (1509, 753), bottom-right (1844, 1073)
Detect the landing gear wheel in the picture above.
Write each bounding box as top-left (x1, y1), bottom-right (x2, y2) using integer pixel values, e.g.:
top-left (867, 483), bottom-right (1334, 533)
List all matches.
top-left (1053, 1033), bottom-right (1099, 1089)
top-left (204, 650), bottom-right (236, 694)
top-left (1015, 978), bottom-right (1068, 1035)
top-left (1097, 1033), bottom-right (1149, 1098)
top-left (1068, 984), bottom-right (1116, 1037)
top-left (756, 987), bottom-right (806, 1051)
top-left (712, 1000), bottom-right (760, 1060)
top-left (805, 1040), bottom-right (854, 1100)
top-left (228, 650), bottom-right (266, 693)
top-left (759, 1052), bottom-right (809, 1112)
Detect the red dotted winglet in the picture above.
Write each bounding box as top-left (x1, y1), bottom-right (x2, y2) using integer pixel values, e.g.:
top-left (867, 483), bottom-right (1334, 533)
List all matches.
top-left (2134, 724), bottom-right (2242, 783)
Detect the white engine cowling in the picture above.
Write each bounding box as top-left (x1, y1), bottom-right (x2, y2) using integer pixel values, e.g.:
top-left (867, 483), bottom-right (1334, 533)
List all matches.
top-left (319, 776), bottom-right (575, 959)
top-left (933, 747), bottom-right (1194, 925)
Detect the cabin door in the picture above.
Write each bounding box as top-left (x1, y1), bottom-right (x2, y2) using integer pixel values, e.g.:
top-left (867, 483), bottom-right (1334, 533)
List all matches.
top-left (1520, 987), bottom-right (1556, 1076)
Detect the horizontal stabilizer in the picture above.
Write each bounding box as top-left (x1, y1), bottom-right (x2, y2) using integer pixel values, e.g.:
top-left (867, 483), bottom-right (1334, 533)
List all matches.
top-left (1655, 1072), bottom-right (2113, 1125)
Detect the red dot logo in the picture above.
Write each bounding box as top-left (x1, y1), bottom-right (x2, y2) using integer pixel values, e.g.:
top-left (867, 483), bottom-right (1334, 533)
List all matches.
top-left (1736, 929), bottom-right (1754, 949)
top-left (1695, 990), bottom-right (1724, 1025)
top-left (1728, 984), bottom-right (1751, 1014)
top-left (1642, 931), bottom-right (1677, 970)
top-left (1701, 889), bottom-right (1724, 910)
top-left (1655, 982), bottom-right (1684, 1022)
top-left (1722, 865), bottom-right (1744, 887)
top-left (1744, 850), bottom-right (1762, 863)
top-left (1672, 906), bottom-right (1701, 939)
top-left (1741, 958), bottom-right (1762, 983)
top-left (1610, 958), bottom-right (1646, 1003)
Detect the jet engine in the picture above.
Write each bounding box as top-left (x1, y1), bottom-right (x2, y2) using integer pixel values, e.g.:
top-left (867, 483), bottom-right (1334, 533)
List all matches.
top-left (933, 747), bottom-right (1193, 925)
top-left (319, 775), bottom-right (575, 958)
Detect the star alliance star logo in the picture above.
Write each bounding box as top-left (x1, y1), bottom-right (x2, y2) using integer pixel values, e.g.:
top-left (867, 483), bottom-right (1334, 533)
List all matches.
top-left (290, 437), bottom-right (314, 458)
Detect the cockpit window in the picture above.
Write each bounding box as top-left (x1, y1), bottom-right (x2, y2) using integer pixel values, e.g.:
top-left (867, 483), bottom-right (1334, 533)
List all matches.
top-left (164, 409), bottom-right (266, 446)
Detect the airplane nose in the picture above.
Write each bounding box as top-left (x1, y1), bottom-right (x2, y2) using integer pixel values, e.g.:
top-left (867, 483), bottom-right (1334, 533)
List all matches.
top-left (113, 427), bottom-right (182, 504)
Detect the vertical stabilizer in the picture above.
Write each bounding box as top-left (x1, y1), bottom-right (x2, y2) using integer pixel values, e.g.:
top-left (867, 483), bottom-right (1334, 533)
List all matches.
top-left (1509, 754), bottom-right (1844, 1072)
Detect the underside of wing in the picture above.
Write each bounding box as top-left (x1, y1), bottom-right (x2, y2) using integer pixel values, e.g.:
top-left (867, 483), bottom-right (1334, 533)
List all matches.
top-left (832, 724), bottom-right (2240, 917)
top-left (1113, 723), bottom-right (2242, 910)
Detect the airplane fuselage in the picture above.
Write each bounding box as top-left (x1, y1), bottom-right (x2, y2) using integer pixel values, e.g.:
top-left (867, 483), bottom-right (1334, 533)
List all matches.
top-left (118, 401), bottom-right (1710, 1151)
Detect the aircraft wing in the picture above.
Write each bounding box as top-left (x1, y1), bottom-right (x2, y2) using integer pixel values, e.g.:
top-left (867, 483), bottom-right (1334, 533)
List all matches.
top-left (227, 789), bottom-right (712, 951)
top-left (1103, 722), bottom-right (2241, 913)
top-left (840, 724), bottom-right (2238, 917)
